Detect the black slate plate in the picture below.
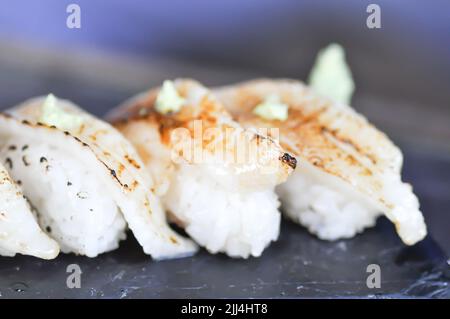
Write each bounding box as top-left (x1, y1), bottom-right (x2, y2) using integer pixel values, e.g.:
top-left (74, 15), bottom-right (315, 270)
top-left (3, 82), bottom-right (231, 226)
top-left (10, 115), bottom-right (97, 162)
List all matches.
top-left (0, 216), bottom-right (448, 298)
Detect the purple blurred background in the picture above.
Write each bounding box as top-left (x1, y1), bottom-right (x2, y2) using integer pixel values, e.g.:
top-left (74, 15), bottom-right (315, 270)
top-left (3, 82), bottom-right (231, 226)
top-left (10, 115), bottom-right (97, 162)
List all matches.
top-left (0, 1), bottom-right (448, 84)
top-left (1, 0), bottom-right (449, 108)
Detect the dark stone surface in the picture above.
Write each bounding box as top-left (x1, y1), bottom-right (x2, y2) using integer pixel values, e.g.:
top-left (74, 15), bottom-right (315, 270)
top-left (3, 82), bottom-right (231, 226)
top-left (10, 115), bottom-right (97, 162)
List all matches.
top-left (0, 217), bottom-right (448, 298)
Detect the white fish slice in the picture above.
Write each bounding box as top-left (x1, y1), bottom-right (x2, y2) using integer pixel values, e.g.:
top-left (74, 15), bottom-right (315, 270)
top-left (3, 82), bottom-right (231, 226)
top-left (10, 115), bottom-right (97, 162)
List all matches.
top-left (109, 79), bottom-right (296, 258)
top-left (0, 162), bottom-right (59, 259)
top-left (0, 96), bottom-right (197, 259)
top-left (214, 79), bottom-right (427, 245)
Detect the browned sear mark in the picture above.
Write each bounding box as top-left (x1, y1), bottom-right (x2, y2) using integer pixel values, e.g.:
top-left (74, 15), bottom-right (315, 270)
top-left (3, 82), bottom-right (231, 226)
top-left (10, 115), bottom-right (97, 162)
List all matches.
top-left (124, 155), bottom-right (141, 169)
top-left (279, 153), bottom-right (297, 169)
top-left (5, 158), bottom-right (13, 169)
top-left (78, 124), bottom-right (86, 134)
top-left (76, 192), bottom-right (88, 199)
top-left (117, 163), bottom-right (125, 177)
top-left (109, 168), bottom-right (124, 187)
top-left (22, 156), bottom-right (30, 166)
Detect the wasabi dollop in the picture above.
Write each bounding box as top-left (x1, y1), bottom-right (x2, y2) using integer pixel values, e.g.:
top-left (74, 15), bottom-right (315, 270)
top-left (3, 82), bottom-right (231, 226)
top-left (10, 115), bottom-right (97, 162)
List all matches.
top-left (253, 94), bottom-right (288, 121)
top-left (308, 43), bottom-right (355, 105)
top-left (39, 94), bottom-right (83, 130)
top-left (155, 80), bottom-right (185, 114)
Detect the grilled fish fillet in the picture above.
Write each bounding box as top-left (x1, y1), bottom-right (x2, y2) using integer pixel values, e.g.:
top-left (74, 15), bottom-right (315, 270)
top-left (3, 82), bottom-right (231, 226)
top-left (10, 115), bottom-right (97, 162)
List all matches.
top-left (109, 79), bottom-right (296, 257)
top-left (214, 79), bottom-right (427, 245)
top-left (0, 97), bottom-right (197, 259)
top-left (0, 162), bottom-right (59, 259)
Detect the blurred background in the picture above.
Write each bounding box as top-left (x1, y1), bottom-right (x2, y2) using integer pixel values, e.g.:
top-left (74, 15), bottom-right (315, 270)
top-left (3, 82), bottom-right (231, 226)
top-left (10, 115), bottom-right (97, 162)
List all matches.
top-left (0, 0), bottom-right (448, 252)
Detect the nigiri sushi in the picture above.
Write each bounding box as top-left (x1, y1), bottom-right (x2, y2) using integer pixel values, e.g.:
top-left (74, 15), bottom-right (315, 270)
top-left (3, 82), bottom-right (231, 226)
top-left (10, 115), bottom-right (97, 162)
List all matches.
top-left (0, 94), bottom-right (197, 259)
top-left (108, 79), bottom-right (296, 258)
top-left (0, 162), bottom-right (59, 259)
top-left (214, 79), bottom-right (427, 245)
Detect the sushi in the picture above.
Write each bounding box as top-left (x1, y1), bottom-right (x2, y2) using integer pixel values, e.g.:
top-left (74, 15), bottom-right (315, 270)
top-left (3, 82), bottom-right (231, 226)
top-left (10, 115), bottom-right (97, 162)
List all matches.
top-left (0, 94), bottom-right (197, 259)
top-left (214, 79), bottom-right (427, 245)
top-left (108, 79), bottom-right (296, 258)
top-left (0, 162), bottom-right (59, 259)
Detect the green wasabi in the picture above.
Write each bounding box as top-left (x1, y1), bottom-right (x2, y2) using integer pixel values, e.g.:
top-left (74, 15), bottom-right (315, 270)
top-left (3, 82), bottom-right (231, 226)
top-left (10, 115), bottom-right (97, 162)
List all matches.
top-left (39, 94), bottom-right (83, 130)
top-left (308, 43), bottom-right (355, 105)
top-left (253, 94), bottom-right (289, 121)
top-left (155, 80), bottom-right (185, 114)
